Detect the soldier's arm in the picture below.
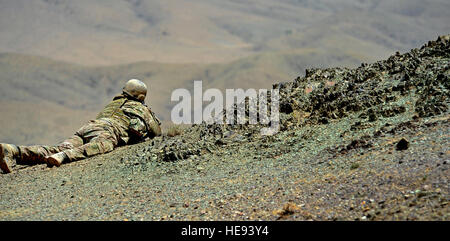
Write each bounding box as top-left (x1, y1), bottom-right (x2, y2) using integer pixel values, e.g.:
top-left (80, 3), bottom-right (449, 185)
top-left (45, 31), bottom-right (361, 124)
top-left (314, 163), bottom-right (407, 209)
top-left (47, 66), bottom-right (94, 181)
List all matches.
top-left (122, 102), bottom-right (157, 140)
top-left (147, 107), bottom-right (162, 138)
top-left (129, 117), bottom-right (147, 138)
top-left (147, 120), bottom-right (161, 139)
top-left (123, 102), bottom-right (162, 140)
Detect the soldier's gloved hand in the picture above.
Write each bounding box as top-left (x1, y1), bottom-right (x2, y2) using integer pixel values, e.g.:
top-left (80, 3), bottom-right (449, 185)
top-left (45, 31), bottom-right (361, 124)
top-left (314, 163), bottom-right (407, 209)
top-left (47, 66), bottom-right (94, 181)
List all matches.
top-left (129, 118), bottom-right (147, 138)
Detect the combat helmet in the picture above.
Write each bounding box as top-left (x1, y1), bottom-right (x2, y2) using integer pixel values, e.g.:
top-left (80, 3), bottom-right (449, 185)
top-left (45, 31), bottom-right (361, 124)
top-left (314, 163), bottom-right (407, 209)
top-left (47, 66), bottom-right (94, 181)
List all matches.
top-left (123, 79), bottom-right (147, 102)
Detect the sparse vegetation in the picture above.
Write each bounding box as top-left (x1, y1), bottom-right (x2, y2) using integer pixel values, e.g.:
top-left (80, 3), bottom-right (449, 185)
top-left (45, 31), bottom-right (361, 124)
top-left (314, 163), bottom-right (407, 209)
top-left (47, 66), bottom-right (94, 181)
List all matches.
top-left (350, 163), bottom-right (360, 170)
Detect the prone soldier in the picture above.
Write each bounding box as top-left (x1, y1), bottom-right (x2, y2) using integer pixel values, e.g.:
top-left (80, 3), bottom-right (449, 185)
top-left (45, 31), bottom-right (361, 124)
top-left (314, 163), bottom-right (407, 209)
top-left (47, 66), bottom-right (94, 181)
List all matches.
top-left (0, 79), bottom-right (161, 173)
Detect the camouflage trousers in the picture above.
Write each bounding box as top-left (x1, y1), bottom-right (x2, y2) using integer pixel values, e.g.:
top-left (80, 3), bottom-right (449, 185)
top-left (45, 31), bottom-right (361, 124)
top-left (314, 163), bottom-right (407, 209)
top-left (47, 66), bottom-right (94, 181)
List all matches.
top-left (18, 120), bottom-right (119, 165)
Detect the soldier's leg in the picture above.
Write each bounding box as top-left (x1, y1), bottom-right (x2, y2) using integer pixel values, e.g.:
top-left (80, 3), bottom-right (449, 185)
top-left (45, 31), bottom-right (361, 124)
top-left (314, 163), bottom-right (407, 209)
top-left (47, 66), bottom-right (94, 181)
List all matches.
top-left (17, 135), bottom-right (84, 165)
top-left (0, 143), bottom-right (19, 173)
top-left (45, 137), bottom-right (116, 167)
top-left (45, 120), bottom-right (120, 167)
top-left (1, 135), bottom-right (83, 173)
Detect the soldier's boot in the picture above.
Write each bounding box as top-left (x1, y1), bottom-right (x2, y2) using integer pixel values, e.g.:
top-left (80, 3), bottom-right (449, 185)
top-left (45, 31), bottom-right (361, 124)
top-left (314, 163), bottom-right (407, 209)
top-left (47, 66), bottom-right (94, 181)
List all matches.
top-left (0, 143), bottom-right (19, 174)
top-left (45, 152), bottom-right (68, 167)
top-left (17, 145), bottom-right (58, 165)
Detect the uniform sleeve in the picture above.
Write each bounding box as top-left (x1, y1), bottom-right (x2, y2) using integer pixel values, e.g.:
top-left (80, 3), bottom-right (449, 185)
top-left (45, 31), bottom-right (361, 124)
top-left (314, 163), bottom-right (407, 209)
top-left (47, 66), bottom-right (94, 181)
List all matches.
top-left (146, 107), bottom-right (162, 138)
top-left (122, 101), bottom-right (161, 139)
top-left (129, 118), bottom-right (147, 137)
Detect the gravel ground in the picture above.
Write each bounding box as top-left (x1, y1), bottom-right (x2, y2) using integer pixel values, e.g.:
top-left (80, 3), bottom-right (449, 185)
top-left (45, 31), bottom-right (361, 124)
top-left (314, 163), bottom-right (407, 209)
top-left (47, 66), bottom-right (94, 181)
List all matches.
top-left (0, 113), bottom-right (448, 221)
top-left (1, 35), bottom-right (449, 221)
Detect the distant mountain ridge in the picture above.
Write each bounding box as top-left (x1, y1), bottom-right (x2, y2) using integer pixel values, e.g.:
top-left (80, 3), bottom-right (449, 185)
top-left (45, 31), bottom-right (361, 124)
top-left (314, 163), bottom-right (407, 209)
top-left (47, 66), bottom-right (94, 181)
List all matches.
top-left (0, 0), bottom-right (449, 65)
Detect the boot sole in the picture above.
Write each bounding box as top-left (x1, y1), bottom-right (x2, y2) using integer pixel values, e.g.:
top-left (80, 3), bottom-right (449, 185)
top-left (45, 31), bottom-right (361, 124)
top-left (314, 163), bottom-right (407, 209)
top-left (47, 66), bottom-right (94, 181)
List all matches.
top-left (0, 144), bottom-right (12, 173)
top-left (45, 156), bottom-right (62, 167)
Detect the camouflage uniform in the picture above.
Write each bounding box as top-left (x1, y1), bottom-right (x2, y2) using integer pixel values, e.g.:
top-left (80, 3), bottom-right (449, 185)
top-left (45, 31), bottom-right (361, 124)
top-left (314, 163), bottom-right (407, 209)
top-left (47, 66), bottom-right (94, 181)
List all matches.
top-left (16, 94), bottom-right (161, 164)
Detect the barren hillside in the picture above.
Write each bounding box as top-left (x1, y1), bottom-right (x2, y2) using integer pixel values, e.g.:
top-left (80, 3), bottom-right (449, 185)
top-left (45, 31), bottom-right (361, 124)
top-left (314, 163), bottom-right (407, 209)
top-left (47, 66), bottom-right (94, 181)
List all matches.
top-left (0, 35), bottom-right (448, 221)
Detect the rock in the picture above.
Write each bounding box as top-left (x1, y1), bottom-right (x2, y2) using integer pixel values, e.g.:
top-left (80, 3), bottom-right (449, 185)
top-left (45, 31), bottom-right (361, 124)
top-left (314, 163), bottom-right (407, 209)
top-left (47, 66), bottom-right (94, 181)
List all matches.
top-left (396, 138), bottom-right (409, 151)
